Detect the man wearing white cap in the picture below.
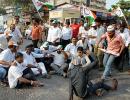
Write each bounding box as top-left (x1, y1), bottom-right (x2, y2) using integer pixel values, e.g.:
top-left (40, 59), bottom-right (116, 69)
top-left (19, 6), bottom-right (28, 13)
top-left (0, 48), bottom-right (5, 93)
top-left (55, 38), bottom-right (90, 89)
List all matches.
top-left (97, 25), bottom-right (125, 79)
top-left (0, 41), bottom-right (18, 83)
top-left (50, 45), bottom-right (68, 77)
top-left (77, 34), bottom-right (88, 50)
top-left (88, 22), bottom-right (97, 52)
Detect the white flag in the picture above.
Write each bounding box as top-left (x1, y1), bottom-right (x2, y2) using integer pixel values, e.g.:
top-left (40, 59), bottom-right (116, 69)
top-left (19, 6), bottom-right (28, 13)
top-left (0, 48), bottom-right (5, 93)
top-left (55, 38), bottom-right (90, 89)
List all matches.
top-left (81, 5), bottom-right (96, 19)
top-left (32, 0), bottom-right (43, 11)
top-left (114, 7), bottom-right (124, 17)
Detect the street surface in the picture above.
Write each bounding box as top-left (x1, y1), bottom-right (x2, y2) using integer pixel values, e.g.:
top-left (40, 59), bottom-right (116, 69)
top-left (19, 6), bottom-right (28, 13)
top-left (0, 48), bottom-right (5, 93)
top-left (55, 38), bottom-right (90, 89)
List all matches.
top-left (0, 39), bottom-right (130, 100)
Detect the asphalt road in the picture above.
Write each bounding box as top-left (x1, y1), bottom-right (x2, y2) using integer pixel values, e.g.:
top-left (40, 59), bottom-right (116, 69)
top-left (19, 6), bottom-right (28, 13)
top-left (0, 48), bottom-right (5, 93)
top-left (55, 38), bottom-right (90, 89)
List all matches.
top-left (0, 39), bottom-right (130, 100)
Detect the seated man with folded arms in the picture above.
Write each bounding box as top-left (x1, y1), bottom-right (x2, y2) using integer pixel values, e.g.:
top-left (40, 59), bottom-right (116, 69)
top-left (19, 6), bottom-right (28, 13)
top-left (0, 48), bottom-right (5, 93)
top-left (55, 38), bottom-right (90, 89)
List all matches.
top-left (8, 52), bottom-right (43, 88)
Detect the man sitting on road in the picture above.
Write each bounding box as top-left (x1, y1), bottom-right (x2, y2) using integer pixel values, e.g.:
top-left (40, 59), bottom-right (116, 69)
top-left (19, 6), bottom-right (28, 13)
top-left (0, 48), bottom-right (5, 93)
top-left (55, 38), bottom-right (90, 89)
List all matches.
top-left (0, 41), bottom-right (18, 85)
top-left (22, 45), bottom-right (50, 78)
top-left (8, 52), bottom-right (43, 88)
top-left (50, 45), bottom-right (68, 78)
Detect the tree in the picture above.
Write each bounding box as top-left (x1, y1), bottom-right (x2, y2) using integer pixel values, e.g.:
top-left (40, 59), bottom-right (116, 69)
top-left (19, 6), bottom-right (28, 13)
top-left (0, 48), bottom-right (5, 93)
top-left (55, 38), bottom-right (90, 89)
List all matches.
top-left (0, 7), bottom-right (6, 15)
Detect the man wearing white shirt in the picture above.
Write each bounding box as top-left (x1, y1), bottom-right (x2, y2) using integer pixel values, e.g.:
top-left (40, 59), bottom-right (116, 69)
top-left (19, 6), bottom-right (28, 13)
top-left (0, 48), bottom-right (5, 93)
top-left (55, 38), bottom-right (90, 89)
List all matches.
top-left (0, 41), bottom-right (18, 82)
top-left (22, 45), bottom-right (49, 78)
top-left (64, 37), bottom-right (78, 58)
top-left (61, 21), bottom-right (72, 48)
top-left (8, 52), bottom-right (43, 88)
top-left (88, 23), bottom-right (97, 52)
top-left (50, 45), bottom-right (68, 77)
top-left (77, 34), bottom-right (88, 51)
top-left (78, 20), bottom-right (85, 39)
top-left (47, 20), bottom-right (62, 46)
top-left (4, 24), bottom-right (23, 45)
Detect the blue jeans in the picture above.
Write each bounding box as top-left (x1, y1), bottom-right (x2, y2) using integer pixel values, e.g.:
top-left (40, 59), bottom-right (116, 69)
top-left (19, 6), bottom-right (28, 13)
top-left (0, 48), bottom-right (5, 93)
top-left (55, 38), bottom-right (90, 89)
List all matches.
top-left (103, 53), bottom-right (116, 78)
top-left (0, 67), bottom-right (7, 81)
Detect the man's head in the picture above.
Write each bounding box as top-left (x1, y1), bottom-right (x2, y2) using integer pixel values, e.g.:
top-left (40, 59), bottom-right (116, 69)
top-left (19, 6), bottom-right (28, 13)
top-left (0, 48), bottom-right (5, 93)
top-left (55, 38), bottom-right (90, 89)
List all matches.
top-left (5, 32), bottom-right (12, 41)
top-left (8, 41), bottom-right (18, 53)
top-left (107, 25), bottom-right (115, 38)
top-left (52, 20), bottom-right (58, 27)
top-left (57, 45), bottom-right (63, 54)
top-left (32, 18), bottom-right (40, 26)
top-left (71, 38), bottom-right (77, 45)
top-left (15, 52), bottom-right (24, 63)
top-left (73, 19), bottom-right (77, 24)
top-left (77, 47), bottom-right (84, 57)
top-left (25, 44), bottom-right (33, 54)
top-left (80, 20), bottom-right (84, 26)
top-left (95, 17), bottom-right (102, 27)
top-left (65, 21), bottom-right (70, 27)
top-left (14, 16), bottom-right (20, 24)
top-left (42, 42), bottom-right (49, 50)
top-left (10, 24), bottom-right (16, 32)
top-left (91, 22), bottom-right (97, 30)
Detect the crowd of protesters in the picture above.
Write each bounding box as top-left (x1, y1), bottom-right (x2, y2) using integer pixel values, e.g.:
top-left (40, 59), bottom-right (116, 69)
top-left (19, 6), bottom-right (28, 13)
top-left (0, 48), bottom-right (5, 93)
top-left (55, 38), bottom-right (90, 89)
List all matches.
top-left (0, 16), bottom-right (130, 99)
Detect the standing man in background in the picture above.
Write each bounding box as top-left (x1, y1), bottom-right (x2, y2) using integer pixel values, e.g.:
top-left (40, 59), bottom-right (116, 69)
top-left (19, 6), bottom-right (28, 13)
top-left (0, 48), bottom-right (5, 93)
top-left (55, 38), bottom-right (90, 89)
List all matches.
top-left (31, 18), bottom-right (42, 48)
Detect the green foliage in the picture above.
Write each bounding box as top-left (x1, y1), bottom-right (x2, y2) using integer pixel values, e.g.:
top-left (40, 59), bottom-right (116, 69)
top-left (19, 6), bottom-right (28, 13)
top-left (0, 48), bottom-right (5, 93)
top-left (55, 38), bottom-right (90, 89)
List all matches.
top-left (0, 7), bottom-right (6, 15)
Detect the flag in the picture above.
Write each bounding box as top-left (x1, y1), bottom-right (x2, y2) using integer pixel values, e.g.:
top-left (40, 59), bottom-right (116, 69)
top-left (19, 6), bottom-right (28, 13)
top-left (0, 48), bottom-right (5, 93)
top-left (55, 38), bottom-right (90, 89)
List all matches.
top-left (32, 0), bottom-right (43, 11)
top-left (81, 5), bottom-right (97, 19)
top-left (113, 7), bottom-right (124, 17)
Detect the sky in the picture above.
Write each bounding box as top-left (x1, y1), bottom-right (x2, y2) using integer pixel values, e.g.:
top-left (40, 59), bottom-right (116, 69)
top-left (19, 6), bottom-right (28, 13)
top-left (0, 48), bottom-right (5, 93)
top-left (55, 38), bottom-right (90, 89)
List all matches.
top-left (106, 0), bottom-right (119, 9)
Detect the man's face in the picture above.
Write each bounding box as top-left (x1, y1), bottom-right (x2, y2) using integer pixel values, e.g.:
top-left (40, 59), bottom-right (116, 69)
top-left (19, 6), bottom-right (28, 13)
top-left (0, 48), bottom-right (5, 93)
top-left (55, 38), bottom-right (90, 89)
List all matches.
top-left (26, 48), bottom-right (32, 53)
top-left (80, 21), bottom-right (84, 25)
top-left (57, 49), bottom-right (62, 54)
top-left (77, 50), bottom-right (83, 57)
top-left (53, 23), bottom-right (57, 27)
top-left (32, 20), bottom-right (38, 25)
top-left (10, 24), bottom-right (15, 31)
top-left (96, 22), bottom-right (100, 27)
top-left (11, 45), bottom-right (17, 53)
top-left (72, 38), bottom-right (77, 45)
top-left (17, 56), bottom-right (24, 63)
top-left (107, 31), bottom-right (115, 38)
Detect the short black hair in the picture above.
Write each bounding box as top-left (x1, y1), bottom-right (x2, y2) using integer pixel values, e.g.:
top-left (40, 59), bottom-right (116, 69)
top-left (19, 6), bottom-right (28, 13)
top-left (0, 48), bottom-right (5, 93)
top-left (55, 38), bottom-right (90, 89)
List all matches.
top-left (15, 52), bottom-right (23, 59)
top-left (77, 47), bottom-right (84, 52)
top-left (33, 18), bottom-right (40, 24)
top-left (95, 17), bottom-right (101, 22)
top-left (25, 44), bottom-right (33, 49)
top-left (66, 21), bottom-right (70, 25)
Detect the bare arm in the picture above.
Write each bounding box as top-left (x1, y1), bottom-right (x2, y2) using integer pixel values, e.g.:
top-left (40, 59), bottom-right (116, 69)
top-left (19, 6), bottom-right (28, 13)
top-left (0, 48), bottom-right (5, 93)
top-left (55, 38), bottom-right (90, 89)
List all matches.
top-left (0, 60), bottom-right (11, 67)
top-left (62, 50), bottom-right (68, 60)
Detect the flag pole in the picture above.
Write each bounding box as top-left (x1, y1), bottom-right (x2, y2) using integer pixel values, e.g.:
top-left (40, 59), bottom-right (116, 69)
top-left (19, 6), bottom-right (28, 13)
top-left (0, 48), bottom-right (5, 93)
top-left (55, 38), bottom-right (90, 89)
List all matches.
top-left (123, 14), bottom-right (129, 28)
top-left (37, 11), bottom-right (42, 20)
top-left (119, 6), bottom-right (129, 28)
